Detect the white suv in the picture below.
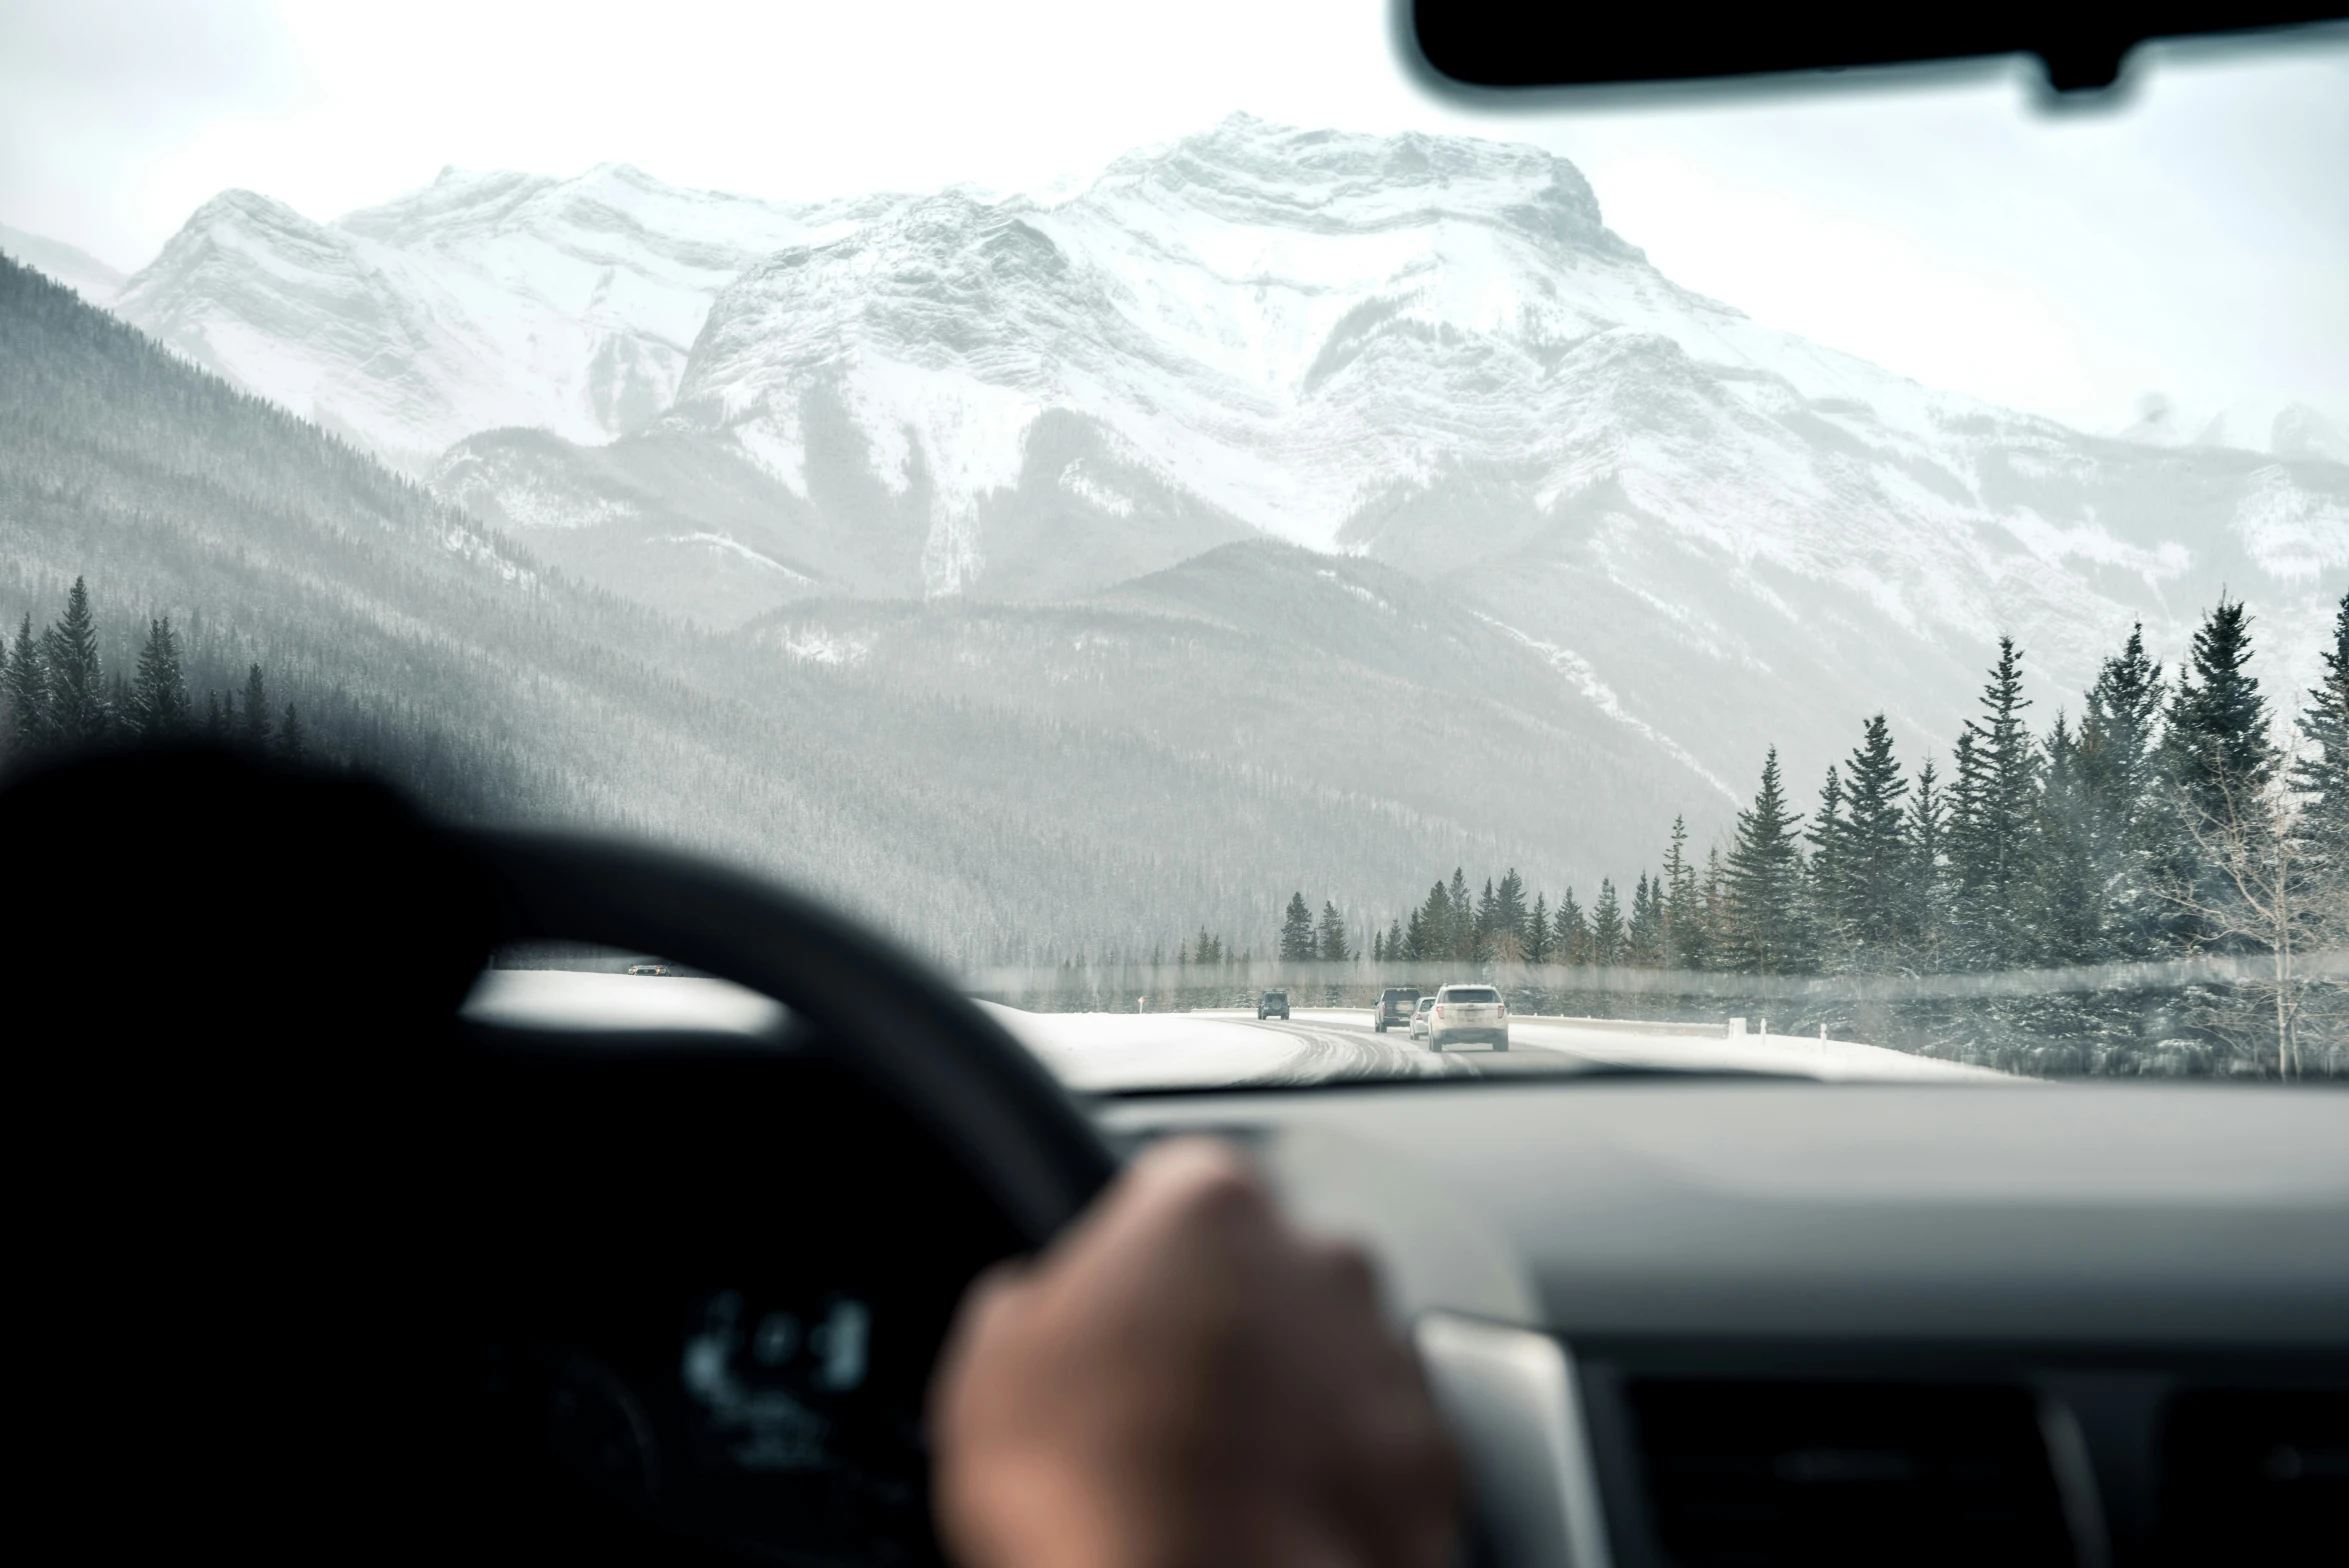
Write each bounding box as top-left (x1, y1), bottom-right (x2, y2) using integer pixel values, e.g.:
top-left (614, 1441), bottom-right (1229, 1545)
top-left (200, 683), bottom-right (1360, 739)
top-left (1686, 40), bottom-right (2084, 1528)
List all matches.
top-left (1428, 984), bottom-right (1507, 1052)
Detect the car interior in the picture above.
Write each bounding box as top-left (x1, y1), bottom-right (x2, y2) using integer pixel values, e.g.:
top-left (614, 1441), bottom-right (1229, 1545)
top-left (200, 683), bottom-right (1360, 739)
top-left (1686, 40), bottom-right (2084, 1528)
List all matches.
top-left (9, 4), bottom-right (2347, 1568)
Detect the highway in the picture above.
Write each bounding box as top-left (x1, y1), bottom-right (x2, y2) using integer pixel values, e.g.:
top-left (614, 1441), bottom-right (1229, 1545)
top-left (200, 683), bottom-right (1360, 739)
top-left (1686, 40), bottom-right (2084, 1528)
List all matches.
top-left (982, 1003), bottom-right (2005, 1089)
top-left (460, 975), bottom-right (2002, 1089)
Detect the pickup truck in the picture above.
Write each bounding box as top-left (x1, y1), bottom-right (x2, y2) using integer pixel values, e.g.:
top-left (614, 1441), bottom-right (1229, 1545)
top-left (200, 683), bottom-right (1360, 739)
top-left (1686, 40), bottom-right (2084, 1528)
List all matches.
top-left (1372, 986), bottom-right (1421, 1032)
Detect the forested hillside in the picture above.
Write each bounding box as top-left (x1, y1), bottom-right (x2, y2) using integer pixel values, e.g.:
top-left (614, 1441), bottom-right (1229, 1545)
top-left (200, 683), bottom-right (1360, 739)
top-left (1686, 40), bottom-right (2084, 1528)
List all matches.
top-left (3, 252), bottom-right (1701, 963)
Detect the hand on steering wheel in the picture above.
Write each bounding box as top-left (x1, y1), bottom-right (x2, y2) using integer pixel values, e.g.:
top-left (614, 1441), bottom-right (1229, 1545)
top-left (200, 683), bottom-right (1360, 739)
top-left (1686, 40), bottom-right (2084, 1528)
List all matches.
top-left (931, 1138), bottom-right (1462, 1568)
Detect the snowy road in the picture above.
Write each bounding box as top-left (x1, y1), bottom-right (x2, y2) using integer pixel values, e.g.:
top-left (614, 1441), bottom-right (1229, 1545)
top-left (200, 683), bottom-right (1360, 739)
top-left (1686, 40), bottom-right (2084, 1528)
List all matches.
top-left (982, 1004), bottom-right (2005, 1090)
top-left (460, 975), bottom-right (2001, 1088)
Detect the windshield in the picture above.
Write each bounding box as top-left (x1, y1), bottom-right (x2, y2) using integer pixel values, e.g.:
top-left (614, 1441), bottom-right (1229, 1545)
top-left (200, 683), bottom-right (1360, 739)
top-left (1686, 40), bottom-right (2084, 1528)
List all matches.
top-left (4, 5), bottom-right (2345, 1090)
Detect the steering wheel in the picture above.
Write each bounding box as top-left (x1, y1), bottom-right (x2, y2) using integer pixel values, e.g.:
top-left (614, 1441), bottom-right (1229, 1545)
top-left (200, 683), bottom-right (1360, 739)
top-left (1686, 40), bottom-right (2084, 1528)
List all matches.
top-left (5, 750), bottom-right (1119, 1563)
top-left (467, 828), bottom-right (1119, 1247)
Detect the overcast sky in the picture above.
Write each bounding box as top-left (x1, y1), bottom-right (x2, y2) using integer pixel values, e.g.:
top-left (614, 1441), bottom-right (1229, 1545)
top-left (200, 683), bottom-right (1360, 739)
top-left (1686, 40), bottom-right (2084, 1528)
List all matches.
top-left (2, 0), bottom-right (2342, 437)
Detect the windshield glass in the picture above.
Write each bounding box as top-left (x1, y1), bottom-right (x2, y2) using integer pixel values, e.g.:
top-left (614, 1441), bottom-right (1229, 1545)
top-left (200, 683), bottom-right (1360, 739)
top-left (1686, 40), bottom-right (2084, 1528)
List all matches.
top-left (4, 5), bottom-right (2345, 1090)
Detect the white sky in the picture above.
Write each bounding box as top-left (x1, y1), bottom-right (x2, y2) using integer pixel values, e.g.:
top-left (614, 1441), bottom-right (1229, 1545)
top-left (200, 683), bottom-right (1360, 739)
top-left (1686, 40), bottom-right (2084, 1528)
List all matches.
top-left (2, 0), bottom-right (2343, 437)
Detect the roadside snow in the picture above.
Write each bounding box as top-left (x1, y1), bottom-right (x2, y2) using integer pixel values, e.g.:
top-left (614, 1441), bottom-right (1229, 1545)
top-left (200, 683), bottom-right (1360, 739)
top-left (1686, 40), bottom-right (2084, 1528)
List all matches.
top-left (1505, 1018), bottom-right (2010, 1082)
top-left (978, 1002), bottom-right (1316, 1089)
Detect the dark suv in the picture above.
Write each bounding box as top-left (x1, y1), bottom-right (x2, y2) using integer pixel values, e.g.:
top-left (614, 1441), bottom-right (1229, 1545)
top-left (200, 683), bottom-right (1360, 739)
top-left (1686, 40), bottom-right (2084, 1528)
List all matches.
top-left (1257, 989), bottom-right (1290, 1020)
top-left (1373, 986), bottom-right (1421, 1033)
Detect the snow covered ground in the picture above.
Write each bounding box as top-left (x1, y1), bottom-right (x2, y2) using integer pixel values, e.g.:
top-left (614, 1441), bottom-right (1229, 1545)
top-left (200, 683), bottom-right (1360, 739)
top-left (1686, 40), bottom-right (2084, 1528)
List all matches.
top-left (461, 972), bottom-right (2004, 1087)
top-left (982, 1004), bottom-right (2006, 1090)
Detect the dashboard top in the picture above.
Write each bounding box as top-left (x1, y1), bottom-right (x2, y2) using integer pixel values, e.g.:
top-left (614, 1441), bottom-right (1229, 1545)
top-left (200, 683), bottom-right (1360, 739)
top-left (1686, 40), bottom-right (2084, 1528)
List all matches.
top-left (1104, 1078), bottom-right (2349, 1349)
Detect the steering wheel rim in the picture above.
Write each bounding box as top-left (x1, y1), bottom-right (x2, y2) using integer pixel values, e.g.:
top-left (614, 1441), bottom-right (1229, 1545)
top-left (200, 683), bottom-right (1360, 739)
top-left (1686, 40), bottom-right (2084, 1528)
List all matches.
top-left (465, 827), bottom-right (1117, 1245)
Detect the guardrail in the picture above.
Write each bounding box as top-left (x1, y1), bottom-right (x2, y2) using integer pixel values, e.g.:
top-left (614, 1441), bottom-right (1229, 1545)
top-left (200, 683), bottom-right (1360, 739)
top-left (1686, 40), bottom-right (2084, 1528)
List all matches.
top-left (1515, 1013), bottom-right (1729, 1038)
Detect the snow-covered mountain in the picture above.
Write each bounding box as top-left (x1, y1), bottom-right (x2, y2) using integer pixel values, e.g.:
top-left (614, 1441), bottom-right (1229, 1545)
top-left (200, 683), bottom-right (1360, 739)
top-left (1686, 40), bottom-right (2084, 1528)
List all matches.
top-left (112, 164), bottom-right (904, 467)
top-left (2113, 392), bottom-right (2349, 465)
top-left (100, 117), bottom-right (2349, 815)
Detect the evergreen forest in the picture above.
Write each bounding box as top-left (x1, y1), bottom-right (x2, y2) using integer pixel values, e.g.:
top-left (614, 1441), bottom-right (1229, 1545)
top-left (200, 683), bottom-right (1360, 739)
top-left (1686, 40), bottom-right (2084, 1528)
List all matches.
top-left (1124, 598), bottom-right (2349, 1080)
top-left (2, 574), bottom-right (498, 798)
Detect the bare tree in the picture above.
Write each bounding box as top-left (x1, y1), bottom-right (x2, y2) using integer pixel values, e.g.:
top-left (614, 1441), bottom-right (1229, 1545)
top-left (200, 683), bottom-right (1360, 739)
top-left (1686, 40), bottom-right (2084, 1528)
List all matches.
top-left (2161, 755), bottom-right (2342, 1079)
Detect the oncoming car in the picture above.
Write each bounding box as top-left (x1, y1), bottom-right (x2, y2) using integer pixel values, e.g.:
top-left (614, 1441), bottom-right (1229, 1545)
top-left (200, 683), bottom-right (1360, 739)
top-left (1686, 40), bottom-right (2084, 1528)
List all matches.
top-left (1427, 984), bottom-right (1506, 1052)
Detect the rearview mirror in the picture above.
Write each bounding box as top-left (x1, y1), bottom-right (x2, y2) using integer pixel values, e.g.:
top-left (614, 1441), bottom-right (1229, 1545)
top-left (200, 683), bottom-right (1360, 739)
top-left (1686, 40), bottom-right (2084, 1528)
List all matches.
top-left (1407, 0), bottom-right (2349, 93)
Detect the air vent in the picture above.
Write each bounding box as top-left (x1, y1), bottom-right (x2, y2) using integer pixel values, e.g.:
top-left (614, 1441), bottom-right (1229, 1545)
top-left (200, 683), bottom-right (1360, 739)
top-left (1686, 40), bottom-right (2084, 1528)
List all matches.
top-left (2159, 1389), bottom-right (2347, 1567)
top-left (1626, 1379), bottom-right (2079, 1567)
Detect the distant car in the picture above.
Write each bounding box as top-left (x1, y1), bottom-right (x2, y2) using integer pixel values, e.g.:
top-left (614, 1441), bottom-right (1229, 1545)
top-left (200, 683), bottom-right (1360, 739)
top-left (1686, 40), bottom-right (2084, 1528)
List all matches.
top-left (625, 962), bottom-right (673, 976)
top-left (1428, 984), bottom-right (1507, 1052)
top-left (1257, 989), bottom-right (1290, 1020)
top-left (1372, 986), bottom-right (1421, 1033)
top-left (1408, 996), bottom-right (1435, 1040)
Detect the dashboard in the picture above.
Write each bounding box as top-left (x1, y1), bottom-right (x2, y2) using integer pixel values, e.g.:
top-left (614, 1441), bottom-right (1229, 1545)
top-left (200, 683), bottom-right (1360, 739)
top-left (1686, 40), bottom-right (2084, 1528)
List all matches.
top-left (458, 989), bottom-right (2348, 1567)
top-left (1111, 1080), bottom-right (2349, 1568)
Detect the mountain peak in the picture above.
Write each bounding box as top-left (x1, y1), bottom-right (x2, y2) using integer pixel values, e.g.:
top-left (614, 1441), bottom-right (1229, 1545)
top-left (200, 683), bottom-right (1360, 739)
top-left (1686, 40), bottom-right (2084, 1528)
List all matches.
top-left (1091, 114), bottom-right (1609, 246)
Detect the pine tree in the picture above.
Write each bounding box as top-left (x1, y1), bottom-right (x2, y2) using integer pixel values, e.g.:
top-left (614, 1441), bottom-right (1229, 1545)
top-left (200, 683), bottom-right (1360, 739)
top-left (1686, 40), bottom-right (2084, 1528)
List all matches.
top-left (1316, 901), bottom-right (1351, 963)
top-left (1947, 639), bottom-right (2040, 968)
top-left (42, 577), bottom-right (109, 748)
top-left (1626, 872), bottom-right (1661, 965)
top-left (1554, 887), bottom-right (1586, 964)
top-left (1408, 881), bottom-right (1452, 961)
top-left (1383, 918), bottom-right (1403, 966)
top-left (1527, 893), bottom-right (1552, 965)
top-left (1403, 900), bottom-right (1430, 961)
top-left (1836, 715), bottom-right (1911, 965)
top-left (1589, 878), bottom-right (1625, 966)
top-left (1495, 869), bottom-right (1530, 956)
top-left (1805, 765), bottom-right (1850, 960)
top-left (132, 615), bottom-right (191, 740)
top-left (203, 690), bottom-right (225, 743)
top-left (2034, 714), bottom-right (2103, 964)
top-left (1722, 747), bottom-right (1811, 973)
top-left (275, 703), bottom-right (306, 764)
top-left (240, 663), bottom-right (272, 754)
top-left (1447, 868), bottom-right (1473, 960)
top-left (1701, 847), bottom-right (1729, 961)
top-left (1470, 876), bottom-right (1499, 962)
top-left (2166, 598), bottom-right (2276, 826)
top-left (2163, 598), bottom-right (2280, 953)
top-left (1905, 757), bottom-right (1947, 967)
top-left (1278, 892), bottom-right (1316, 962)
top-left (2083, 623), bottom-right (2166, 849)
top-left (1662, 816), bottom-right (1702, 969)
top-left (4, 612), bottom-right (47, 758)
top-left (2293, 591), bottom-right (2349, 851)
